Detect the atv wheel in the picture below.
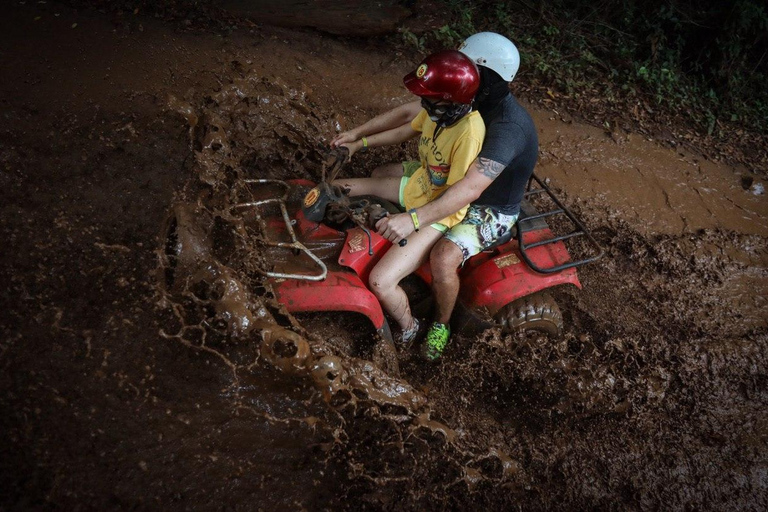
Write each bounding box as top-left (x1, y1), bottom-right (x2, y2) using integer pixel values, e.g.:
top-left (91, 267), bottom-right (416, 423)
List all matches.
top-left (494, 292), bottom-right (563, 336)
top-left (372, 337), bottom-right (400, 378)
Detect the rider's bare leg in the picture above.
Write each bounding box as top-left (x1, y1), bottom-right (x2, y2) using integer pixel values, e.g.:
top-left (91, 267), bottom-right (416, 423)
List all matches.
top-left (332, 177), bottom-right (401, 203)
top-left (369, 227), bottom-right (444, 331)
top-left (371, 163), bottom-right (404, 179)
top-left (429, 238), bottom-right (464, 324)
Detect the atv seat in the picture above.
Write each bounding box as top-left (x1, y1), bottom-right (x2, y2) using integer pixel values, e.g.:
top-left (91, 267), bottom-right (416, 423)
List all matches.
top-left (350, 196), bottom-right (546, 253)
top-left (483, 229), bottom-right (514, 251)
top-left (482, 199), bottom-right (544, 251)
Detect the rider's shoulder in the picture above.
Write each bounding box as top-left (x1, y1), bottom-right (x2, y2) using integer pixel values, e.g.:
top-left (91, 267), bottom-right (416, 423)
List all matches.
top-left (462, 110), bottom-right (486, 138)
top-left (487, 95), bottom-right (534, 130)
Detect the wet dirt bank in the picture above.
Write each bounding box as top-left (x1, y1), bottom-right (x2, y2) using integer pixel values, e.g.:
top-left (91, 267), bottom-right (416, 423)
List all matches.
top-left (1, 2), bottom-right (766, 510)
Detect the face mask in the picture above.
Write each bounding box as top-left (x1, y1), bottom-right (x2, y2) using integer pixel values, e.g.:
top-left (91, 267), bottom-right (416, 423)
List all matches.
top-left (421, 98), bottom-right (472, 126)
top-left (475, 66), bottom-right (510, 112)
top-left (421, 98), bottom-right (449, 120)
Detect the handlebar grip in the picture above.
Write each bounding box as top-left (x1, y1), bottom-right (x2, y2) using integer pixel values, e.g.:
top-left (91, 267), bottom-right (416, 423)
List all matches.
top-left (398, 239), bottom-right (407, 247)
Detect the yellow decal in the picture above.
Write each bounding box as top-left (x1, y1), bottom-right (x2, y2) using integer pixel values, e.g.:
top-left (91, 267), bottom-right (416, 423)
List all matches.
top-left (348, 232), bottom-right (365, 253)
top-left (495, 253), bottom-right (520, 269)
top-left (416, 64), bottom-right (428, 79)
top-left (303, 187), bottom-right (320, 207)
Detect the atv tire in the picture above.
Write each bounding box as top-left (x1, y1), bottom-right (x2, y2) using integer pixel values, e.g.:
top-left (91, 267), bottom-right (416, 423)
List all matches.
top-left (495, 291), bottom-right (563, 337)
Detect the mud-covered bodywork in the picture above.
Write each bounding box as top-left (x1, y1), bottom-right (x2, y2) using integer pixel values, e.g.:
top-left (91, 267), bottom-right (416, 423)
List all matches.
top-left (265, 181), bottom-right (584, 334)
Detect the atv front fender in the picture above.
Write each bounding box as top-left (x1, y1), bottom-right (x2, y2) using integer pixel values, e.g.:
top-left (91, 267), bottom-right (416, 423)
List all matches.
top-left (270, 271), bottom-right (391, 342)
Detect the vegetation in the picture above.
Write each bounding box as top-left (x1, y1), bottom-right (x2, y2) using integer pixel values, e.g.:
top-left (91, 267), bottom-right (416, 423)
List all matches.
top-left (406, 0), bottom-right (768, 136)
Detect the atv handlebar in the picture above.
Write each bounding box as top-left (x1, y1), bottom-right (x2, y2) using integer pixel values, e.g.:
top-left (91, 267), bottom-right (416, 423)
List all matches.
top-left (368, 207), bottom-right (407, 247)
top-left (323, 146), bottom-right (350, 183)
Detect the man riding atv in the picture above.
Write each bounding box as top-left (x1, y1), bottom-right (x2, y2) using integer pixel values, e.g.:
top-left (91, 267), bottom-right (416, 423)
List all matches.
top-left (332, 32), bottom-right (537, 360)
top-left (332, 49), bottom-right (484, 358)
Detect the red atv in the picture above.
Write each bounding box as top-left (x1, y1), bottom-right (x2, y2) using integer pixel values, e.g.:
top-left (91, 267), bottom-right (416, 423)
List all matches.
top-left (231, 150), bottom-right (602, 355)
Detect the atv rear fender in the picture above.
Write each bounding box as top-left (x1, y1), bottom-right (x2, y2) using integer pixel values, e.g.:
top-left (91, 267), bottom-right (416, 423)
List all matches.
top-left (459, 229), bottom-right (582, 316)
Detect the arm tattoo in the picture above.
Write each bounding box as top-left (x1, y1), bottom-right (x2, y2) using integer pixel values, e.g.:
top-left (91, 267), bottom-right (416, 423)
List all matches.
top-left (475, 157), bottom-right (505, 180)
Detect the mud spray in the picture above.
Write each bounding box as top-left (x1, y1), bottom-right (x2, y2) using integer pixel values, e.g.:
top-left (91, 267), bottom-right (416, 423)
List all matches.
top-left (155, 65), bottom-right (767, 509)
top-left (2, 2), bottom-right (765, 508)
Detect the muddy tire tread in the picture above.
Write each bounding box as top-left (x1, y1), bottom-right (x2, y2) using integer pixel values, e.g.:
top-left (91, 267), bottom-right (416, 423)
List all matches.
top-left (495, 291), bottom-right (563, 336)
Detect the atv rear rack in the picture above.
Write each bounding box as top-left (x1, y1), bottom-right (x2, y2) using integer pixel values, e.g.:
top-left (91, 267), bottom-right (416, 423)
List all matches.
top-left (232, 179), bottom-right (328, 281)
top-left (517, 173), bottom-right (603, 274)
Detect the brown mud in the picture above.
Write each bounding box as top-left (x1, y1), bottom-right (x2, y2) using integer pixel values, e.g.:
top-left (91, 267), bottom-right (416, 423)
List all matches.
top-left (1, 2), bottom-right (767, 510)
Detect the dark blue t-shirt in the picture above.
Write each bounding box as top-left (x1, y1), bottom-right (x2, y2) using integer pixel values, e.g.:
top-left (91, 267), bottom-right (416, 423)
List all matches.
top-left (473, 94), bottom-right (538, 215)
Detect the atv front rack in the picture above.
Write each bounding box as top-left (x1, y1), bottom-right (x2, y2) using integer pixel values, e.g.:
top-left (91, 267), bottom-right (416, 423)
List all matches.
top-left (517, 173), bottom-right (603, 274)
top-left (232, 179), bottom-right (327, 281)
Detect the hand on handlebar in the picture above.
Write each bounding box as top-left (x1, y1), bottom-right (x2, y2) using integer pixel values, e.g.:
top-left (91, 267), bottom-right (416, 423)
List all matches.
top-left (375, 213), bottom-right (415, 246)
top-left (331, 130), bottom-right (359, 148)
top-left (339, 141), bottom-right (360, 158)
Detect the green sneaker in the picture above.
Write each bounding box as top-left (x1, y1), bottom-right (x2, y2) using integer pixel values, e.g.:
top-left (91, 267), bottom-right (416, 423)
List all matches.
top-left (421, 322), bottom-right (450, 361)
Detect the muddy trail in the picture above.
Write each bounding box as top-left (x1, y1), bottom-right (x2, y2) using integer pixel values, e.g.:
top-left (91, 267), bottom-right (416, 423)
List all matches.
top-left (2, 2), bottom-right (767, 510)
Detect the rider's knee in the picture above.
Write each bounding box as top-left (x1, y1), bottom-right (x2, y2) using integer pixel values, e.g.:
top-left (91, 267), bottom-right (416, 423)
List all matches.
top-left (368, 268), bottom-right (388, 298)
top-left (430, 239), bottom-right (462, 279)
top-left (370, 167), bottom-right (387, 179)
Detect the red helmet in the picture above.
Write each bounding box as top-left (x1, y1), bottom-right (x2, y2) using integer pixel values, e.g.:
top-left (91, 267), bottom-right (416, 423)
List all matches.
top-left (403, 50), bottom-right (480, 105)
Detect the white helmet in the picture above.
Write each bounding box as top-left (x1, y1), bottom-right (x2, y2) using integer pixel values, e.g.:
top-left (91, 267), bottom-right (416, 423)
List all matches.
top-left (458, 32), bottom-right (520, 82)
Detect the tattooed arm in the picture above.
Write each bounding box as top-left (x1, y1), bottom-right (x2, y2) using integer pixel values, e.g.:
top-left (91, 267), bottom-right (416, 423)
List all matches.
top-left (474, 157), bottom-right (506, 180)
top-left (375, 157), bottom-right (505, 242)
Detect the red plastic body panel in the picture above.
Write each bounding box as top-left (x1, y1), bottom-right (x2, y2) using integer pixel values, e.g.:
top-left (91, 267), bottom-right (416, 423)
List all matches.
top-left (292, 209), bottom-right (347, 241)
top-left (289, 178), bottom-right (316, 187)
top-left (269, 185), bottom-right (389, 330)
top-left (268, 180), bottom-right (581, 329)
top-left (458, 229), bottom-right (581, 315)
top-left (337, 227), bottom-right (392, 285)
top-left (271, 270), bottom-right (387, 331)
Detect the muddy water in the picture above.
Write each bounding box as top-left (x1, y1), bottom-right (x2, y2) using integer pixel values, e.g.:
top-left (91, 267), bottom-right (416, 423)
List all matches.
top-left (1, 2), bottom-right (767, 510)
top-left (536, 115), bottom-right (768, 237)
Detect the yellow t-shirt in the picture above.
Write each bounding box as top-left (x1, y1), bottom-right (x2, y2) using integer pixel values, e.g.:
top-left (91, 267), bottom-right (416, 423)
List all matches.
top-left (404, 109), bottom-right (485, 228)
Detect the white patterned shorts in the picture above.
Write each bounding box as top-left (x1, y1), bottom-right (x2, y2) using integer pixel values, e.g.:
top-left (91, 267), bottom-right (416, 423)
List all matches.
top-left (443, 205), bottom-right (519, 263)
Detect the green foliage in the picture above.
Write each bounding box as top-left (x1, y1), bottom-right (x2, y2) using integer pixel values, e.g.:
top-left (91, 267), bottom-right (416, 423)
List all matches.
top-left (433, 25), bottom-right (463, 48)
top-left (400, 28), bottom-right (426, 51)
top-left (412, 0), bottom-right (768, 135)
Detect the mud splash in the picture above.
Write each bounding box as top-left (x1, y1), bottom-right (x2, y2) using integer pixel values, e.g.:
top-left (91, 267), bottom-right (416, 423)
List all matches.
top-left (158, 67), bottom-right (532, 505)
top-left (157, 62), bottom-right (768, 508)
top-left (3, 4), bottom-right (766, 507)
